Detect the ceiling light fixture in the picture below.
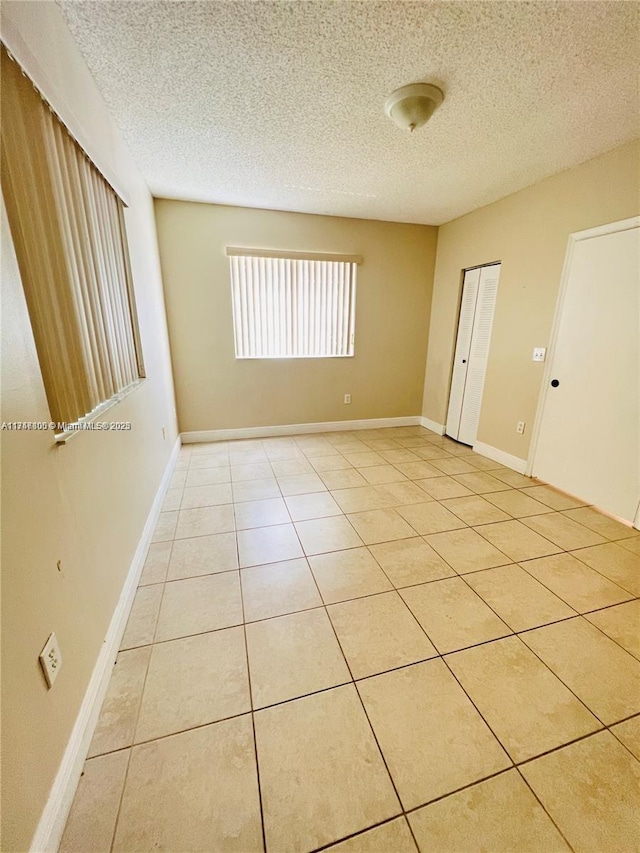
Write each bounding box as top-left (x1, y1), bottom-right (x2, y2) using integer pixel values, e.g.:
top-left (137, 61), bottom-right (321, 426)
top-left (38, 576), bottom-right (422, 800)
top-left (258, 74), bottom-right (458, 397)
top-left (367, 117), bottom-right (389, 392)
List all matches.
top-left (384, 82), bottom-right (444, 133)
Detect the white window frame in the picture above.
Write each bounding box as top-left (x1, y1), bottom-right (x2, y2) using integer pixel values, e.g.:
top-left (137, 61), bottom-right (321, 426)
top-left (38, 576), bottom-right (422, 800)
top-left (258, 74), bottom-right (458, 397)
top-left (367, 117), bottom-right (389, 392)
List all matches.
top-left (227, 248), bottom-right (361, 359)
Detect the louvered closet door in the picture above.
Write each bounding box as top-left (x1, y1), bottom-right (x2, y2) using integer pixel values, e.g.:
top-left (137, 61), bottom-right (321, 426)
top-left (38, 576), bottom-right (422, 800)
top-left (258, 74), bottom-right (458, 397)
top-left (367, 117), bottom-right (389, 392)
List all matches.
top-left (447, 263), bottom-right (500, 446)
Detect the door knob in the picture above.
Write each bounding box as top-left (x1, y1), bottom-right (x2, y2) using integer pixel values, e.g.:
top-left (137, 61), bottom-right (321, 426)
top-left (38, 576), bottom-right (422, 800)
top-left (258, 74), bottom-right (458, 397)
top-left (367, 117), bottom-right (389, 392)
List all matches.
top-left (462, 359), bottom-right (467, 363)
top-left (551, 379), bottom-right (560, 388)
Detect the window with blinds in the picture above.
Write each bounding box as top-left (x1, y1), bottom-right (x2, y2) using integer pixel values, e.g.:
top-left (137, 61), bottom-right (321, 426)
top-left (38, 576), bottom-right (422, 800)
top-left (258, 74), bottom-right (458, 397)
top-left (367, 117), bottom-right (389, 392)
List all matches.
top-left (1, 46), bottom-right (144, 436)
top-left (227, 249), bottom-right (360, 359)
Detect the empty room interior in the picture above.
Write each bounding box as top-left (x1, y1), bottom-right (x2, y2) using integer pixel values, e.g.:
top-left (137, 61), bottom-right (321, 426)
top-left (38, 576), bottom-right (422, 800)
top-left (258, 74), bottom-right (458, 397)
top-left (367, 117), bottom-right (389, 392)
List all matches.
top-left (2, 1), bottom-right (640, 851)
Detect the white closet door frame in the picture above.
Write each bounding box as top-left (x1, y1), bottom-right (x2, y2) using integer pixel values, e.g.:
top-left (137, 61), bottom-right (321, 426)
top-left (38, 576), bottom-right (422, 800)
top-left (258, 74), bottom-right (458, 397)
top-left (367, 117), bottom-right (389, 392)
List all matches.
top-left (446, 262), bottom-right (501, 445)
top-left (527, 216), bottom-right (640, 525)
top-left (446, 267), bottom-right (481, 440)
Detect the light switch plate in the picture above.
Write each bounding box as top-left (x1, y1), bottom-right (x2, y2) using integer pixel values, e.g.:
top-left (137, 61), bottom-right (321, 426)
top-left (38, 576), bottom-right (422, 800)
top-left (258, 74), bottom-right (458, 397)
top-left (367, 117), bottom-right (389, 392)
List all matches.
top-left (532, 347), bottom-right (546, 362)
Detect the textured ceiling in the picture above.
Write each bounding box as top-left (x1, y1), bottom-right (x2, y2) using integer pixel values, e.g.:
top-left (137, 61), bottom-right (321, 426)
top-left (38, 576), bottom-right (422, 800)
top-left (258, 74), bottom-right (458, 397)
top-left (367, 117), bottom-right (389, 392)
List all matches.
top-left (58, 0), bottom-right (639, 225)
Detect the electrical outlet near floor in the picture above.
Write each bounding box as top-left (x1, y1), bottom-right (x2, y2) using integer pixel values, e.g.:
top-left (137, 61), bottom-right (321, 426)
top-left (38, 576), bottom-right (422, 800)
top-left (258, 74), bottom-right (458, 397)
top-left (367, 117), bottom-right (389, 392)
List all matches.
top-left (39, 632), bottom-right (62, 688)
top-left (516, 421), bottom-right (526, 434)
top-left (344, 393), bottom-right (351, 404)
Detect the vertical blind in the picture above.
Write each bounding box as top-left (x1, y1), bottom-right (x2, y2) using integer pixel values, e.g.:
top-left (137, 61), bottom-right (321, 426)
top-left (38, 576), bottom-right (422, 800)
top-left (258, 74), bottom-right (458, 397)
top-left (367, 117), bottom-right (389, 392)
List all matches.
top-left (229, 253), bottom-right (358, 358)
top-left (1, 46), bottom-right (144, 428)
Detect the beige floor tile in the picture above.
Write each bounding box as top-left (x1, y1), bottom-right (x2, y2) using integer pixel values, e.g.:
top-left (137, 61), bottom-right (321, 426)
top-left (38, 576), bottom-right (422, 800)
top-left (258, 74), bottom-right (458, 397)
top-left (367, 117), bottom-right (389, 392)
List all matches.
top-left (380, 449), bottom-right (422, 464)
top-left (168, 470), bottom-right (187, 490)
top-left (154, 572), bottom-right (242, 641)
top-left (232, 477), bottom-right (280, 502)
top-left (185, 466), bottom-right (231, 487)
top-left (285, 491), bottom-right (342, 521)
top-left (321, 469), bottom-right (369, 490)
top-left (59, 750), bottom-right (130, 853)
top-left (369, 538), bottom-right (455, 588)
top-left (376, 481), bottom-right (435, 506)
top-left (348, 508), bottom-right (419, 545)
top-left (241, 558), bottom-right (322, 622)
top-left (297, 437), bottom-right (342, 456)
top-left (425, 528), bottom-right (511, 574)
top-left (451, 472), bottom-right (511, 494)
top-left (561, 506), bottom-right (637, 540)
top-left (270, 458), bottom-right (314, 477)
top-left (571, 542), bottom-right (640, 595)
top-left (474, 520), bottom-right (560, 562)
top-left (237, 522), bottom-right (304, 567)
top-left (230, 461), bottom-right (273, 481)
top-left (519, 485), bottom-right (586, 510)
top-left (309, 547), bottom-right (393, 604)
top-left (343, 451), bottom-right (386, 468)
top-left (278, 472), bottom-right (327, 496)
top-left (408, 770), bottom-right (570, 853)
top-left (167, 532), bottom-right (238, 580)
top-left (189, 453), bottom-right (229, 470)
top-left (88, 647), bottom-right (150, 757)
top-left (484, 489), bottom-right (552, 518)
top-left (113, 716), bottom-right (262, 853)
top-left (519, 552), bottom-right (632, 612)
top-left (401, 578), bottom-right (511, 653)
top-left (120, 585), bottom-right (163, 650)
top-left (246, 608), bottom-right (351, 707)
top-left (440, 496), bottom-right (511, 526)
top-left (360, 464), bottom-right (408, 485)
top-left (447, 636), bottom-right (601, 762)
top-left (520, 731), bottom-right (640, 853)
top-left (417, 476), bottom-right (473, 500)
top-left (490, 469), bottom-right (534, 488)
top-left (520, 617), bottom-right (640, 724)
top-left (295, 515), bottom-right (363, 555)
top-left (180, 483), bottom-right (233, 509)
top-left (466, 455), bottom-right (504, 472)
top-left (331, 486), bottom-right (393, 513)
top-left (396, 502), bottom-right (467, 535)
top-left (413, 445), bottom-right (452, 461)
top-left (255, 685), bottom-right (400, 852)
top-left (394, 460), bottom-right (443, 480)
top-left (174, 504), bottom-right (235, 539)
top-left (364, 438), bottom-right (402, 452)
top-left (234, 496), bottom-right (290, 530)
top-left (521, 512), bottom-right (605, 550)
top-left (139, 542), bottom-right (171, 586)
top-left (465, 564), bottom-right (576, 632)
top-left (358, 659), bottom-right (510, 810)
top-left (162, 488), bottom-right (182, 512)
top-left (325, 818), bottom-right (417, 852)
top-left (310, 455), bottom-right (354, 472)
top-left (620, 535), bottom-right (640, 555)
top-left (151, 511), bottom-right (178, 543)
top-left (328, 591), bottom-right (437, 679)
top-left (429, 457), bottom-right (478, 475)
top-left (585, 600), bottom-right (640, 660)
top-left (135, 627), bottom-right (249, 743)
top-left (610, 716), bottom-right (640, 761)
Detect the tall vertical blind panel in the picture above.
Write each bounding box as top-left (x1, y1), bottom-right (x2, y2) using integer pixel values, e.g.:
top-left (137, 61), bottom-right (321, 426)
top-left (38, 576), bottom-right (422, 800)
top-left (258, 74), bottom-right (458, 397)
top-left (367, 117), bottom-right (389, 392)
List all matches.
top-left (230, 255), bottom-right (357, 358)
top-left (0, 47), bottom-right (144, 427)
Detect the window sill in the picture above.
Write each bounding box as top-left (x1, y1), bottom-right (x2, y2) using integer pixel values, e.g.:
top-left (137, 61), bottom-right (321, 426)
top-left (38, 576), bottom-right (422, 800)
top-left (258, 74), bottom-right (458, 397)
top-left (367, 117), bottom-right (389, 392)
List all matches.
top-left (53, 378), bottom-right (146, 445)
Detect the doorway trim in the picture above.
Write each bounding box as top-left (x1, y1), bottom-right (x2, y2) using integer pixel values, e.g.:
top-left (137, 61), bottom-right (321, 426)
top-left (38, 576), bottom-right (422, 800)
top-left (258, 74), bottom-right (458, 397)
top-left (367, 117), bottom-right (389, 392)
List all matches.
top-left (526, 216), bottom-right (640, 478)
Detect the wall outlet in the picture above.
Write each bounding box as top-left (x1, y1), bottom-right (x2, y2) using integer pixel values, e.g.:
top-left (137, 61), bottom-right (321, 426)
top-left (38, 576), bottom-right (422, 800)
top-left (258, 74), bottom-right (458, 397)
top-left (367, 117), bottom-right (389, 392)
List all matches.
top-left (39, 633), bottom-right (62, 688)
top-left (516, 421), bottom-right (526, 434)
top-left (344, 394), bottom-right (351, 404)
top-left (532, 347), bottom-right (546, 362)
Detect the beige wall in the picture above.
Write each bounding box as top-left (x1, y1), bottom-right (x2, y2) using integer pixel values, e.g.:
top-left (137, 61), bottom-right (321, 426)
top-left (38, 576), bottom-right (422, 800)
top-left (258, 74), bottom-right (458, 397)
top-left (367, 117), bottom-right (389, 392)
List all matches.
top-left (155, 200), bottom-right (437, 433)
top-left (422, 140), bottom-right (640, 461)
top-left (1, 4), bottom-right (178, 851)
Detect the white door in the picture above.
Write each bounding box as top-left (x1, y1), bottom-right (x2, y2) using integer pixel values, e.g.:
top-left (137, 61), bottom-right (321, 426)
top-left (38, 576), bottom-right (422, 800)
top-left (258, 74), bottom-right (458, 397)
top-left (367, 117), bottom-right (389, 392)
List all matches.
top-left (533, 219), bottom-right (639, 523)
top-left (446, 263), bottom-right (500, 445)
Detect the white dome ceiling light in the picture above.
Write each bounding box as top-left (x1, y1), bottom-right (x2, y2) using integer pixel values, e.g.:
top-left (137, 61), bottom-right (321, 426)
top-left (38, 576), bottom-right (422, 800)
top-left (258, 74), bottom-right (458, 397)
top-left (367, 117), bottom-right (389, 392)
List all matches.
top-left (384, 83), bottom-right (444, 132)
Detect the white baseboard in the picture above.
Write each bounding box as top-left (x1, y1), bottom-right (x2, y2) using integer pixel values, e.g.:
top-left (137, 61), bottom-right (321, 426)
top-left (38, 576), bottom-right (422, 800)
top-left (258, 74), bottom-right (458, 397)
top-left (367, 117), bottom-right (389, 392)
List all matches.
top-left (473, 441), bottom-right (528, 474)
top-left (419, 417), bottom-right (446, 435)
top-left (30, 436), bottom-right (181, 853)
top-left (181, 416), bottom-right (421, 443)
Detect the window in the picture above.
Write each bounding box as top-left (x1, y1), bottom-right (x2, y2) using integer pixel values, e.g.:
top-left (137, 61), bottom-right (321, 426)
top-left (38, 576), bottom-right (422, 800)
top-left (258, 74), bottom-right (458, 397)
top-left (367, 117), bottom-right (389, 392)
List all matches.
top-left (1, 46), bottom-right (144, 436)
top-left (227, 248), bottom-right (361, 359)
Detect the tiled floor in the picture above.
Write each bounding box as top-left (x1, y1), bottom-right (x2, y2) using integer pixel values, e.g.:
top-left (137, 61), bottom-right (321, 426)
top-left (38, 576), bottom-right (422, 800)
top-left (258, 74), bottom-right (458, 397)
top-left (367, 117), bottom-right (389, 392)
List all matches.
top-left (60, 426), bottom-right (640, 853)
